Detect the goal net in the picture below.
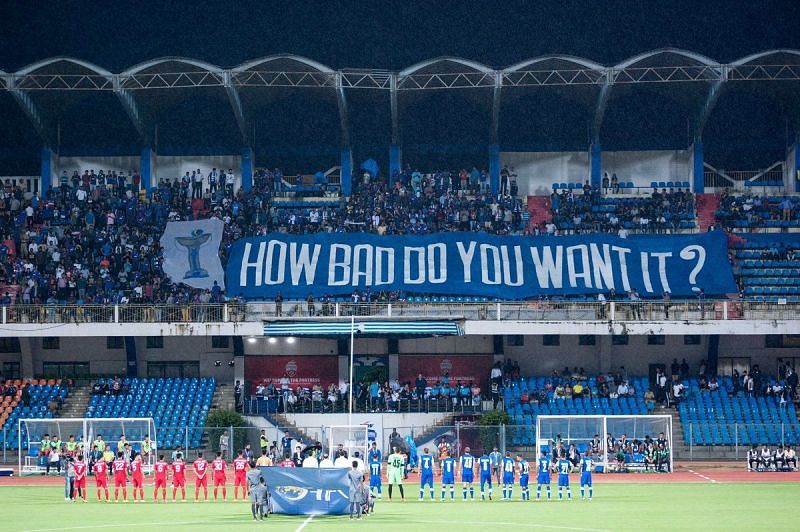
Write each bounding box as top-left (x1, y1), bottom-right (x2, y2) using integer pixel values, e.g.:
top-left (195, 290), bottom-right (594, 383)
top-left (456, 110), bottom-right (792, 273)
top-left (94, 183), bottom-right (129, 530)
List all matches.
top-left (325, 425), bottom-right (369, 464)
top-left (19, 417), bottom-right (157, 474)
top-left (535, 415), bottom-right (672, 473)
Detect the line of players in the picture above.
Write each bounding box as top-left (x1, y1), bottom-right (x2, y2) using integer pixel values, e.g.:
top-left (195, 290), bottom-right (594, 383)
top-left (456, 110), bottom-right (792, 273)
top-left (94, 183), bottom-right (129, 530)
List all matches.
top-left (67, 450), bottom-right (255, 503)
top-left (369, 445), bottom-right (595, 502)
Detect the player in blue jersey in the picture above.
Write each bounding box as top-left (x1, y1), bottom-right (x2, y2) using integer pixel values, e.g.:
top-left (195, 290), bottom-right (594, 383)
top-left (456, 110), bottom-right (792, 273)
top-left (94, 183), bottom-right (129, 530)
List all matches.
top-left (369, 458), bottom-right (383, 499)
top-left (501, 451), bottom-right (515, 500)
top-left (556, 452), bottom-right (573, 500)
top-left (489, 446), bottom-right (502, 485)
top-left (459, 447), bottom-right (475, 501)
top-left (536, 449), bottom-right (551, 500)
top-left (368, 442), bottom-right (382, 464)
top-left (517, 454), bottom-right (530, 500)
top-left (440, 452), bottom-right (456, 501)
top-left (418, 448), bottom-right (435, 501)
top-left (478, 450), bottom-right (493, 501)
top-left (579, 453), bottom-right (593, 500)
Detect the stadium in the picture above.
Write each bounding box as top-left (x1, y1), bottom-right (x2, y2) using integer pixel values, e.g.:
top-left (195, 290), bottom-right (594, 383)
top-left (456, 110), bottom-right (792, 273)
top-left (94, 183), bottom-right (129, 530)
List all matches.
top-left (0, 1), bottom-right (799, 531)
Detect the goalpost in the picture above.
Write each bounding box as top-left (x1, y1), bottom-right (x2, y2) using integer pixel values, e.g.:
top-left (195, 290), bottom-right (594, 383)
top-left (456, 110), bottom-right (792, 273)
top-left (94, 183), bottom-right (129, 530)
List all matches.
top-left (325, 425), bottom-right (369, 464)
top-left (535, 415), bottom-right (673, 473)
top-left (19, 418), bottom-right (157, 475)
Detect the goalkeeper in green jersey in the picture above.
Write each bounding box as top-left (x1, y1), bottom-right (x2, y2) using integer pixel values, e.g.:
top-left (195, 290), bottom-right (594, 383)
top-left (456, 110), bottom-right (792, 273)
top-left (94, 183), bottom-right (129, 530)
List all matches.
top-left (386, 447), bottom-right (406, 501)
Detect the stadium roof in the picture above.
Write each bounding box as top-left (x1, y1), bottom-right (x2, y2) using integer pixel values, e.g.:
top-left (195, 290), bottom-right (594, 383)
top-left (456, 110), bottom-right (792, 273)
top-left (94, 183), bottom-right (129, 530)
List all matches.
top-left (1, 49), bottom-right (800, 173)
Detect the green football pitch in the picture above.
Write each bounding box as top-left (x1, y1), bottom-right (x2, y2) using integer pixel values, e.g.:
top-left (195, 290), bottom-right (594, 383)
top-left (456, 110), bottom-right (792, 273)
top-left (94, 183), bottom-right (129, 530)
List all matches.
top-left (2, 483), bottom-right (798, 532)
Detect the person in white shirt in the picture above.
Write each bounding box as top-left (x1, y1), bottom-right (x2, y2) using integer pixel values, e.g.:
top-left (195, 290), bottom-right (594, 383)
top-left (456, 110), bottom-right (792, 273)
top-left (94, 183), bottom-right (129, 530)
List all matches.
top-left (302, 454), bottom-right (319, 468)
top-left (672, 382), bottom-right (685, 403)
top-left (319, 453), bottom-right (334, 468)
top-left (334, 454), bottom-right (351, 468)
top-left (353, 451), bottom-right (366, 474)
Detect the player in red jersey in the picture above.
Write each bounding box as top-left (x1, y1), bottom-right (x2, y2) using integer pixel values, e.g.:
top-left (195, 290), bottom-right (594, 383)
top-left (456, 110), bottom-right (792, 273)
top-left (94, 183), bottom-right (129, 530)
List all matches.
top-left (232, 450), bottom-right (249, 500)
top-left (73, 454), bottom-right (88, 502)
top-left (112, 452), bottom-right (129, 502)
top-left (171, 454), bottom-right (187, 502)
top-left (93, 457), bottom-right (110, 501)
top-left (211, 452), bottom-right (227, 501)
top-left (193, 452), bottom-right (209, 502)
top-left (153, 455), bottom-right (169, 503)
top-left (280, 456), bottom-right (296, 467)
top-left (130, 453), bottom-right (145, 502)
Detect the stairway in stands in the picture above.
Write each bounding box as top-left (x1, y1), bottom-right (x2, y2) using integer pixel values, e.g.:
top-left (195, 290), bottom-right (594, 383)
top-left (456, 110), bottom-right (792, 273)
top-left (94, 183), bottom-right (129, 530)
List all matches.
top-left (527, 195), bottom-right (552, 232)
top-left (58, 384), bottom-right (92, 418)
top-left (696, 193), bottom-right (720, 232)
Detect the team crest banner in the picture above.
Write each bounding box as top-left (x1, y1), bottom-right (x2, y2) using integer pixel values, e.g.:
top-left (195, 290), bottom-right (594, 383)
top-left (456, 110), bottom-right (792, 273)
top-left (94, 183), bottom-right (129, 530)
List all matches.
top-left (226, 230), bottom-right (736, 299)
top-left (161, 219), bottom-right (225, 290)
top-left (260, 467), bottom-right (350, 515)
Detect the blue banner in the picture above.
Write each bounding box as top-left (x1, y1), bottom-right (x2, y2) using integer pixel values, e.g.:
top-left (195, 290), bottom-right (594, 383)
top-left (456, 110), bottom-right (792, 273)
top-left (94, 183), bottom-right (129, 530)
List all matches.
top-left (260, 467), bottom-right (350, 515)
top-left (227, 231), bottom-right (736, 299)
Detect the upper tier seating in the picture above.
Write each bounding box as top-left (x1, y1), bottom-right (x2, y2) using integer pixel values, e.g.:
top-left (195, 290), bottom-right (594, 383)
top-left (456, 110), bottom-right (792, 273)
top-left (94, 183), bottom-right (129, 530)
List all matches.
top-left (716, 194), bottom-right (800, 230)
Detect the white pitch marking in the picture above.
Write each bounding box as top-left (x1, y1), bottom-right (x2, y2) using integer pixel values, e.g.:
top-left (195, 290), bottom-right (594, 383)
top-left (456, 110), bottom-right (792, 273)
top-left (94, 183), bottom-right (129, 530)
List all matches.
top-left (687, 469), bottom-right (717, 483)
top-left (295, 515), bottom-right (315, 532)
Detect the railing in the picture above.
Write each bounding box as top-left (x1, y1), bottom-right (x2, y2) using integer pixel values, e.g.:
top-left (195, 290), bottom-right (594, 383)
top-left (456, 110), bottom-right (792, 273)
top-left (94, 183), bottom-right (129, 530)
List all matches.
top-left (685, 422), bottom-right (800, 461)
top-left (2, 300), bottom-right (800, 324)
top-left (243, 395), bottom-right (484, 417)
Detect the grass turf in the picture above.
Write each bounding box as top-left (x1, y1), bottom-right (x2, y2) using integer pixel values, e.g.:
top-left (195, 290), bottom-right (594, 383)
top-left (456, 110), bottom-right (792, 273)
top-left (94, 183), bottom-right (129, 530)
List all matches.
top-left (2, 482), bottom-right (798, 532)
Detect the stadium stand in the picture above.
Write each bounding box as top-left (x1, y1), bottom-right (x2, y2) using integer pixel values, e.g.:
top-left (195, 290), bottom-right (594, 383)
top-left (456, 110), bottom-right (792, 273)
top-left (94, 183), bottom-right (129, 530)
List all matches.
top-left (729, 234), bottom-right (800, 301)
top-left (504, 375), bottom-right (651, 446)
top-left (715, 193), bottom-right (800, 230)
top-left (677, 377), bottom-right (800, 446)
top-left (0, 380), bottom-right (68, 450)
top-left (546, 187), bottom-right (696, 234)
top-left (86, 377), bottom-right (215, 449)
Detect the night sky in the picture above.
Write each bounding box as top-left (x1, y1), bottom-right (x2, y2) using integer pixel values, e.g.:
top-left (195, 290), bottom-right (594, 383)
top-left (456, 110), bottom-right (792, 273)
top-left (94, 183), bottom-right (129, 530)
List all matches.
top-left (0, 0), bottom-right (798, 172)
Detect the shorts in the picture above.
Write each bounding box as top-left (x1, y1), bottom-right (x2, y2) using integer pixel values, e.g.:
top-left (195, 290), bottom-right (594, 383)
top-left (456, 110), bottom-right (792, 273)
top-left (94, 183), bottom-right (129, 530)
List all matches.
top-left (461, 472), bottom-right (473, 484)
top-left (173, 477), bottom-right (185, 488)
top-left (558, 475), bottom-right (570, 487)
top-left (95, 477), bottom-right (108, 488)
top-left (132, 476), bottom-right (144, 489)
top-left (580, 473), bottom-right (592, 487)
top-left (370, 476), bottom-right (382, 488)
top-left (388, 469), bottom-right (403, 485)
top-left (520, 475), bottom-right (529, 488)
top-left (503, 472), bottom-right (514, 485)
top-left (195, 476), bottom-right (208, 487)
top-left (442, 474), bottom-right (454, 485)
top-left (234, 475), bottom-right (246, 487)
top-left (214, 475), bottom-right (226, 487)
top-left (420, 472), bottom-right (433, 488)
top-left (537, 473), bottom-right (550, 485)
top-left (155, 478), bottom-right (167, 489)
top-left (480, 472), bottom-right (492, 487)
top-left (74, 479), bottom-right (86, 489)
top-left (114, 476), bottom-right (126, 488)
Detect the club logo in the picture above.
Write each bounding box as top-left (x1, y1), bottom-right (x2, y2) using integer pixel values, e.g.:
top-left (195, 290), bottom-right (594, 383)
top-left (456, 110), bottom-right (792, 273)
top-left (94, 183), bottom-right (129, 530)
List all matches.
top-left (440, 358), bottom-right (453, 373)
top-left (274, 486), bottom-right (308, 501)
top-left (285, 360), bottom-right (298, 377)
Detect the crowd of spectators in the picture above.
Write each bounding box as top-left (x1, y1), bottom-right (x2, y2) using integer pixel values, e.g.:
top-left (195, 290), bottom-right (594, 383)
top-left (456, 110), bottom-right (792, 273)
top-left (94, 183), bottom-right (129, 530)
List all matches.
top-left (247, 371), bottom-right (482, 415)
top-left (0, 163), bottom-right (527, 307)
top-left (715, 191), bottom-right (800, 230)
top-left (544, 183), bottom-right (695, 235)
